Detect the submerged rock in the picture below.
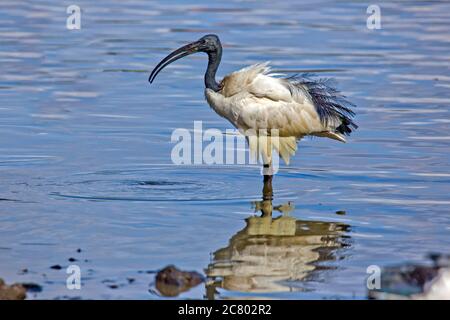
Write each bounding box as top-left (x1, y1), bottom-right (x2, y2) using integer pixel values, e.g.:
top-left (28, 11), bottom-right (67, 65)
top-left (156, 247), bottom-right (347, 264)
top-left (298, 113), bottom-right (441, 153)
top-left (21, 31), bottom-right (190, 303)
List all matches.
top-left (21, 283), bottom-right (43, 293)
top-left (0, 279), bottom-right (26, 300)
top-left (369, 253), bottom-right (450, 300)
top-left (50, 264), bottom-right (63, 270)
top-left (155, 265), bottom-right (204, 297)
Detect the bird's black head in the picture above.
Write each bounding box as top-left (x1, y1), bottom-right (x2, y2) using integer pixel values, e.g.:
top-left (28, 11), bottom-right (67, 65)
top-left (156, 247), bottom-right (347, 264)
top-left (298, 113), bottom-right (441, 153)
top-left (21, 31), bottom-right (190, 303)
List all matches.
top-left (149, 34), bottom-right (222, 84)
top-left (198, 34), bottom-right (221, 53)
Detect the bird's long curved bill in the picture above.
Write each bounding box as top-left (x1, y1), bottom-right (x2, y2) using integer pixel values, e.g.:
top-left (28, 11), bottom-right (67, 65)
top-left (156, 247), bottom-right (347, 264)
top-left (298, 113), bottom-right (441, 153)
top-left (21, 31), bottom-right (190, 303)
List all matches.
top-left (149, 41), bottom-right (201, 83)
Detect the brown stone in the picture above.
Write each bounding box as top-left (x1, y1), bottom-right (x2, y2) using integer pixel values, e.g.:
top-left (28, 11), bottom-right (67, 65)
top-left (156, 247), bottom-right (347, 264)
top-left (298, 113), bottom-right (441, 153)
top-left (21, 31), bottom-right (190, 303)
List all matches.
top-left (0, 278), bottom-right (26, 300)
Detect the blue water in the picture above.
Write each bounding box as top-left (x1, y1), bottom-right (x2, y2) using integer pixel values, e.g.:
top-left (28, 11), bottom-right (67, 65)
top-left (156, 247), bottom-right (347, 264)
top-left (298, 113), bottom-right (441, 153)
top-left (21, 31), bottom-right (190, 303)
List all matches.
top-left (0, 0), bottom-right (449, 299)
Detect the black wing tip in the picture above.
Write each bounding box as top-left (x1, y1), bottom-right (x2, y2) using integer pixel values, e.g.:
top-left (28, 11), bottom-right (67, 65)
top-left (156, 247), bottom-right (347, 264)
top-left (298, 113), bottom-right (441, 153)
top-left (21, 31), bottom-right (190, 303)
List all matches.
top-left (336, 117), bottom-right (358, 136)
top-left (287, 74), bottom-right (358, 135)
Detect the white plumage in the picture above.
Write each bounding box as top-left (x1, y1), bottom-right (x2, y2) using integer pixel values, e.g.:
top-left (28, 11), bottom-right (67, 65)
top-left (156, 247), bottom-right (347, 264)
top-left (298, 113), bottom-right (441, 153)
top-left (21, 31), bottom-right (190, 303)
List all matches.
top-left (205, 62), bottom-right (352, 164)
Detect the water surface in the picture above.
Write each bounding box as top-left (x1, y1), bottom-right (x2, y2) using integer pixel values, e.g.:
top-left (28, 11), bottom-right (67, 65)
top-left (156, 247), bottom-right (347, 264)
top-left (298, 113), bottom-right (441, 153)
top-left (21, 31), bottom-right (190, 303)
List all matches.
top-left (0, 0), bottom-right (449, 299)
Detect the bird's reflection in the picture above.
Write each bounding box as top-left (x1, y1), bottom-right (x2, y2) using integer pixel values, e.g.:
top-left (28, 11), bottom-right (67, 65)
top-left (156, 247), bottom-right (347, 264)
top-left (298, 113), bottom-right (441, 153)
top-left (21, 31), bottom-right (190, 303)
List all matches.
top-left (205, 175), bottom-right (350, 299)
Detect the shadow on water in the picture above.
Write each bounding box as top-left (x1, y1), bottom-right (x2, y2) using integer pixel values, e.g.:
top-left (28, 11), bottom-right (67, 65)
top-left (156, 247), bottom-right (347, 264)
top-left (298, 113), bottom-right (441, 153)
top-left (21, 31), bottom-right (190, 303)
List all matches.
top-left (204, 175), bottom-right (351, 299)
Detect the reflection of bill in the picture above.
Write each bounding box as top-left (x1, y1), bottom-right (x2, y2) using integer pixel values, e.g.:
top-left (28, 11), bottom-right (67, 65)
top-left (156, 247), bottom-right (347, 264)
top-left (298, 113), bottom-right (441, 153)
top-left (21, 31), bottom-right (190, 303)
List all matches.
top-left (206, 177), bottom-right (350, 297)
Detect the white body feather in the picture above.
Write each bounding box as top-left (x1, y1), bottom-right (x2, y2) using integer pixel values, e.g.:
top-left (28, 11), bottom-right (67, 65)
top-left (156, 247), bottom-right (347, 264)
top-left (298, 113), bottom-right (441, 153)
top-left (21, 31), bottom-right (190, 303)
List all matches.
top-left (205, 62), bottom-right (346, 164)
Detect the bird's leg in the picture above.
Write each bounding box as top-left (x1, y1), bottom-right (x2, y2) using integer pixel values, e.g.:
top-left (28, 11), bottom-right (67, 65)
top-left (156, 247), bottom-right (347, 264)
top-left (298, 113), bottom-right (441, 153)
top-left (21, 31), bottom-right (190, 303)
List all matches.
top-left (262, 163), bottom-right (273, 199)
top-left (251, 162), bottom-right (274, 217)
top-left (263, 172), bottom-right (273, 200)
top-left (260, 163), bottom-right (273, 217)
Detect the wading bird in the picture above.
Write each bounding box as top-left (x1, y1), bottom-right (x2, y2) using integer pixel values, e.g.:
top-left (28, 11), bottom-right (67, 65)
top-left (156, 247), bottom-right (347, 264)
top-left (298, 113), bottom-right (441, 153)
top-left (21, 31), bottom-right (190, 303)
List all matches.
top-left (149, 34), bottom-right (357, 179)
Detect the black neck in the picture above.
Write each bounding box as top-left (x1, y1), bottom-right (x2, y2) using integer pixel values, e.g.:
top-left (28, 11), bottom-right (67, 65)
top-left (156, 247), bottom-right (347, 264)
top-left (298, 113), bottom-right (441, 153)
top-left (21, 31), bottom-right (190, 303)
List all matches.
top-left (205, 47), bottom-right (222, 92)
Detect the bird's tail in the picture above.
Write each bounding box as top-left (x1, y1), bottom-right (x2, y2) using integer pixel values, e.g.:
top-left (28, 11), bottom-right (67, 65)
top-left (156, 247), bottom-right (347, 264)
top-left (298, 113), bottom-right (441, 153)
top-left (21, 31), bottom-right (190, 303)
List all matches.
top-left (286, 73), bottom-right (358, 137)
top-left (248, 135), bottom-right (297, 165)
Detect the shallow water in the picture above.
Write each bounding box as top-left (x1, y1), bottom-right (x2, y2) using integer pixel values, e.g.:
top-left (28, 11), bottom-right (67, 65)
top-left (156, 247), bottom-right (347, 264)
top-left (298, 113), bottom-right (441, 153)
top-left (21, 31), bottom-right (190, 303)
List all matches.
top-left (0, 0), bottom-right (449, 299)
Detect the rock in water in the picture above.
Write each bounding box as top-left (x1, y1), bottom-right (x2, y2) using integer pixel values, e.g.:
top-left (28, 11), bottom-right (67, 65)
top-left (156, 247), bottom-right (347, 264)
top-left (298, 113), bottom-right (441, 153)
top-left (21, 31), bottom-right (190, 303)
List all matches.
top-left (0, 279), bottom-right (26, 300)
top-left (155, 265), bottom-right (204, 297)
top-left (368, 253), bottom-right (450, 300)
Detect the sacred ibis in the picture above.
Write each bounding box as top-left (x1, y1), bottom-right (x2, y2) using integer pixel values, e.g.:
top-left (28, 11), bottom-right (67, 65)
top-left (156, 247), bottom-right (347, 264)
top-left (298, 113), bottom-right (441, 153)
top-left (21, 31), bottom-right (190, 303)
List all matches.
top-left (149, 34), bottom-right (357, 174)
